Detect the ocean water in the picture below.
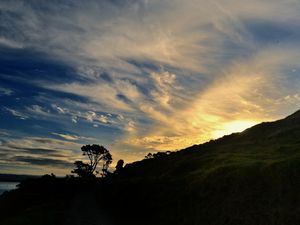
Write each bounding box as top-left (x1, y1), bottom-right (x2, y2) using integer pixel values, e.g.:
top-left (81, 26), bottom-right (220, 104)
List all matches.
top-left (0, 182), bottom-right (19, 195)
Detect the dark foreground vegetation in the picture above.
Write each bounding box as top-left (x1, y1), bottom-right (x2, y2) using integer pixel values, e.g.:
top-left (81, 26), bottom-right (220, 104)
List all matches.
top-left (1, 110), bottom-right (300, 225)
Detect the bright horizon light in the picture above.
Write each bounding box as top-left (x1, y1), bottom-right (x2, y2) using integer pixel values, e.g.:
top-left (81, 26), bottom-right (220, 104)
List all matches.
top-left (212, 120), bottom-right (258, 139)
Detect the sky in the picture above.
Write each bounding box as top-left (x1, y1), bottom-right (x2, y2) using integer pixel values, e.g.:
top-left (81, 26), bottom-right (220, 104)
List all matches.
top-left (0, 0), bottom-right (300, 175)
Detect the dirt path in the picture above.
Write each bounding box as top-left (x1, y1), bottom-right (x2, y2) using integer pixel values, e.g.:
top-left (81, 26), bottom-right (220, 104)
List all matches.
top-left (63, 192), bottom-right (114, 225)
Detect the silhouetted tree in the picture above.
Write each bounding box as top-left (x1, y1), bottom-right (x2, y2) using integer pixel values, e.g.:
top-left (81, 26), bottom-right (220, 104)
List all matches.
top-left (72, 161), bottom-right (93, 178)
top-left (115, 159), bottom-right (124, 174)
top-left (100, 149), bottom-right (113, 177)
top-left (72, 144), bottom-right (112, 178)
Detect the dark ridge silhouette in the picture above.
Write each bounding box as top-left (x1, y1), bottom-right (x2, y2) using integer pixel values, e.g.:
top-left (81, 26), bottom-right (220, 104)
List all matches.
top-left (1, 109), bottom-right (300, 225)
top-left (0, 174), bottom-right (39, 182)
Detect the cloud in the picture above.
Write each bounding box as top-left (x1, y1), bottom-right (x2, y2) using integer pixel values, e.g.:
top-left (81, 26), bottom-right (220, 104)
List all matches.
top-left (2, 145), bottom-right (63, 157)
top-left (1, 0), bottom-right (299, 71)
top-left (0, 135), bottom-right (83, 174)
top-left (0, 137), bottom-right (79, 153)
top-left (51, 133), bottom-right (80, 141)
top-left (0, 37), bottom-right (23, 49)
top-left (24, 0), bottom-right (297, 154)
top-left (49, 80), bottom-right (140, 112)
top-left (26, 105), bottom-right (51, 117)
top-left (150, 71), bottom-right (178, 108)
top-left (51, 104), bottom-right (67, 114)
top-left (0, 130), bottom-right (10, 136)
top-left (115, 47), bottom-right (300, 152)
top-left (4, 107), bottom-right (29, 120)
top-left (0, 87), bottom-right (14, 96)
top-left (11, 156), bottom-right (72, 168)
top-left (51, 132), bottom-right (93, 141)
top-left (71, 116), bottom-right (78, 123)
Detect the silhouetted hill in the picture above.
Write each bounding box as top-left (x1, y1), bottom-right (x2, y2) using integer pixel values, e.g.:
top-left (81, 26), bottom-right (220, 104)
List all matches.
top-left (119, 110), bottom-right (300, 178)
top-left (105, 110), bottom-right (300, 225)
top-left (0, 110), bottom-right (300, 225)
top-left (240, 109), bottom-right (300, 141)
top-left (286, 109), bottom-right (300, 120)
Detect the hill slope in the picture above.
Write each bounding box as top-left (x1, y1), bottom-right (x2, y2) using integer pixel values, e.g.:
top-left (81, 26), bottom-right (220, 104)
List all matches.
top-left (105, 110), bottom-right (300, 225)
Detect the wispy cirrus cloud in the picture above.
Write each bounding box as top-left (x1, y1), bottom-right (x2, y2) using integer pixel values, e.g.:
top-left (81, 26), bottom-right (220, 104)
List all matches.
top-left (51, 132), bottom-right (94, 141)
top-left (4, 107), bottom-right (29, 120)
top-left (0, 87), bottom-right (14, 96)
top-left (0, 37), bottom-right (23, 49)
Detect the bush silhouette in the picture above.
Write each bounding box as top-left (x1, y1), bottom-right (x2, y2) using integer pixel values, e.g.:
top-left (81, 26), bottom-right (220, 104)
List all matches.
top-left (115, 159), bottom-right (124, 174)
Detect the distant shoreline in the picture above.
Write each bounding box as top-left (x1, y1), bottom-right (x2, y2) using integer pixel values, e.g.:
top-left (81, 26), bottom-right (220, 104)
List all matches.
top-left (0, 181), bottom-right (19, 195)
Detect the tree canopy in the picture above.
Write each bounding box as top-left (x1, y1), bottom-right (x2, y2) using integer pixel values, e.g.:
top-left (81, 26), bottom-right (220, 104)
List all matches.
top-left (72, 144), bottom-right (112, 178)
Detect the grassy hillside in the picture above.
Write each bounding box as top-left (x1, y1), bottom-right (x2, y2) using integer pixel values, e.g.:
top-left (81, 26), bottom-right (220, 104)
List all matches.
top-left (1, 110), bottom-right (300, 225)
top-left (104, 110), bottom-right (300, 225)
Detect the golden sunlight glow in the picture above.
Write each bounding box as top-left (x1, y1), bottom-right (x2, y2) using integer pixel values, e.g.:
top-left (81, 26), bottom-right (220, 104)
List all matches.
top-left (212, 120), bottom-right (258, 139)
